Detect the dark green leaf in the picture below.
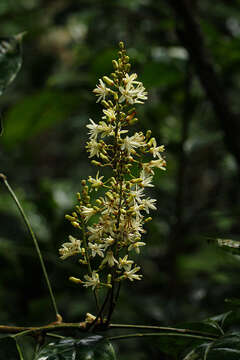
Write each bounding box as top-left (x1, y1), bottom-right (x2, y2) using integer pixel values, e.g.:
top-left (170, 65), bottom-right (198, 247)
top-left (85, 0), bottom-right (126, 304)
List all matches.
top-left (2, 90), bottom-right (81, 148)
top-left (193, 333), bottom-right (240, 360)
top-left (0, 32), bottom-right (24, 96)
top-left (34, 335), bottom-right (116, 360)
top-left (0, 32), bottom-right (25, 135)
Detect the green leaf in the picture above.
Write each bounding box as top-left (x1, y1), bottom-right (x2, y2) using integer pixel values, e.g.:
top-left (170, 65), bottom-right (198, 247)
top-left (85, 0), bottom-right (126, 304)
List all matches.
top-left (34, 335), bottom-right (116, 360)
top-left (0, 32), bottom-right (25, 135)
top-left (0, 33), bottom-right (24, 96)
top-left (0, 336), bottom-right (21, 359)
top-left (2, 90), bottom-right (81, 148)
top-left (193, 333), bottom-right (240, 360)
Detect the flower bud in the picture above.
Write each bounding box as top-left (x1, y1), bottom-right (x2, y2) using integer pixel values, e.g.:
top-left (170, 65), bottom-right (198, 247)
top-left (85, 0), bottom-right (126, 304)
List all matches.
top-left (119, 41), bottom-right (124, 50)
top-left (101, 100), bottom-right (109, 108)
top-left (72, 221), bottom-right (80, 228)
top-left (103, 76), bottom-right (114, 86)
top-left (69, 276), bottom-right (83, 284)
top-left (112, 60), bottom-right (118, 69)
top-left (65, 214), bottom-right (76, 221)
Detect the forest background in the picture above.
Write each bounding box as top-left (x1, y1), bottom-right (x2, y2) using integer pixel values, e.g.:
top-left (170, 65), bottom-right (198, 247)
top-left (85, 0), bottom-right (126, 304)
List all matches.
top-left (1, 0), bottom-right (240, 359)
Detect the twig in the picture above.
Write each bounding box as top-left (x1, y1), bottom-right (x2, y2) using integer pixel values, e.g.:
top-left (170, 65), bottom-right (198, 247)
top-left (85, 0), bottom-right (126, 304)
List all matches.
top-left (108, 332), bottom-right (216, 341)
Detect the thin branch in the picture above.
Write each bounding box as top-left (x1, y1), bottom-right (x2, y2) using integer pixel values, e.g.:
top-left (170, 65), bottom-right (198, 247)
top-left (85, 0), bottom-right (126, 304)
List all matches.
top-left (0, 173), bottom-right (59, 319)
top-left (0, 322), bottom-right (220, 340)
top-left (109, 323), bottom-right (219, 338)
top-left (108, 332), bottom-right (215, 341)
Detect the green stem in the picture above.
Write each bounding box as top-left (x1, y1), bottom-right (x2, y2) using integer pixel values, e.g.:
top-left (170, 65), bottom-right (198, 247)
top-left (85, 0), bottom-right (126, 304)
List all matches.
top-left (14, 338), bottom-right (24, 360)
top-left (109, 323), bottom-right (219, 338)
top-left (108, 332), bottom-right (215, 342)
top-left (0, 173), bottom-right (59, 318)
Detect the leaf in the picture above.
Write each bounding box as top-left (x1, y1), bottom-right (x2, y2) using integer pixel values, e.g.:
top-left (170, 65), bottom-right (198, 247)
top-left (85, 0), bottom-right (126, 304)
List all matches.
top-left (192, 333), bottom-right (240, 360)
top-left (2, 90), bottom-right (81, 148)
top-left (0, 32), bottom-right (24, 96)
top-left (0, 32), bottom-right (25, 135)
top-left (0, 336), bottom-right (21, 359)
top-left (34, 335), bottom-right (116, 360)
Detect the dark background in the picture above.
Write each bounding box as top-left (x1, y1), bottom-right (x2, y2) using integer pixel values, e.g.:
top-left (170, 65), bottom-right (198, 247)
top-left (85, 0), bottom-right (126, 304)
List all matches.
top-left (1, 0), bottom-right (240, 358)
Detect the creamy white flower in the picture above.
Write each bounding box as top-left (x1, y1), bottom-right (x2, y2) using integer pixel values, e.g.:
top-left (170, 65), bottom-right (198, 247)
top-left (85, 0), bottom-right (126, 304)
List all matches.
top-left (124, 266), bottom-right (142, 281)
top-left (105, 250), bottom-right (118, 267)
top-left (86, 119), bottom-right (100, 140)
top-left (83, 271), bottom-right (100, 290)
top-left (130, 186), bottom-right (145, 204)
top-left (98, 121), bottom-right (114, 138)
top-left (119, 77), bottom-right (148, 105)
top-left (93, 79), bottom-right (109, 103)
top-left (121, 133), bottom-right (144, 154)
top-left (128, 241), bottom-right (146, 253)
top-left (103, 236), bottom-right (115, 248)
top-left (141, 198), bottom-right (157, 213)
top-left (88, 172), bottom-right (104, 190)
top-left (149, 139), bottom-right (165, 158)
top-left (59, 235), bottom-right (82, 260)
top-left (86, 139), bottom-right (101, 158)
top-left (150, 158), bottom-right (166, 170)
top-left (118, 255), bottom-right (134, 271)
top-left (81, 206), bottom-right (96, 222)
top-left (140, 171), bottom-right (154, 187)
top-left (123, 73), bottom-right (139, 85)
top-left (87, 224), bottom-right (104, 241)
top-left (102, 108), bottom-right (116, 121)
top-left (89, 243), bottom-right (105, 257)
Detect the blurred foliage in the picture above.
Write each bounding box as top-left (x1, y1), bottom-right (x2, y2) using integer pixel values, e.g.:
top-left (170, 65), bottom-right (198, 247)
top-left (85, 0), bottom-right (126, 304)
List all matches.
top-left (1, 0), bottom-right (240, 359)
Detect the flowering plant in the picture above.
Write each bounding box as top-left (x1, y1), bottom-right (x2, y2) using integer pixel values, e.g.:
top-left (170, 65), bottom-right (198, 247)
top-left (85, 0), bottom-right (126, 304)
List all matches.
top-left (59, 42), bottom-right (166, 324)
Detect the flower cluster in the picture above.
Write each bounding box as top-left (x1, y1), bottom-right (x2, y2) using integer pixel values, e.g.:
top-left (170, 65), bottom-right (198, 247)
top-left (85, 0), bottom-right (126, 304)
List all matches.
top-left (59, 42), bottom-right (166, 291)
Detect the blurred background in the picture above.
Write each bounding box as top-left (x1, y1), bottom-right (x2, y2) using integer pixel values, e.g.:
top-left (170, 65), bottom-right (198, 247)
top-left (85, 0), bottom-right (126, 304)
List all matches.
top-left (1, 0), bottom-right (240, 358)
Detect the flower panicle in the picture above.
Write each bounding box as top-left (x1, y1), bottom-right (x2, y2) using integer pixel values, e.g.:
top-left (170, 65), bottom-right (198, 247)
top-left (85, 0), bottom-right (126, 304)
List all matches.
top-left (59, 42), bottom-right (166, 291)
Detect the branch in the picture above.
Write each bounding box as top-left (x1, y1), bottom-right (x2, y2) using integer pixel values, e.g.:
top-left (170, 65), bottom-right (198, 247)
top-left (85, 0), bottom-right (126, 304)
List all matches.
top-left (0, 322), bottom-right (219, 341)
top-left (166, 0), bottom-right (240, 166)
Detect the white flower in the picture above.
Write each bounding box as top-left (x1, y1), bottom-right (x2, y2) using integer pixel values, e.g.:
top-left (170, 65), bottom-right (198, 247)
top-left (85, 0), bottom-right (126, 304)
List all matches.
top-left (128, 241), bottom-right (146, 254)
top-left (98, 121), bottom-right (114, 138)
top-left (59, 235), bottom-right (82, 260)
top-left (121, 133), bottom-right (144, 154)
top-left (119, 75), bottom-right (148, 105)
top-left (124, 266), bottom-right (142, 281)
top-left (103, 236), bottom-right (115, 248)
top-left (118, 255), bottom-right (134, 271)
top-left (102, 108), bottom-right (116, 121)
top-left (150, 158), bottom-right (166, 170)
top-left (149, 139), bottom-right (165, 158)
top-left (87, 224), bottom-right (104, 242)
top-left (81, 206), bottom-right (96, 222)
top-left (86, 118), bottom-right (100, 140)
top-left (133, 83), bottom-right (148, 104)
top-left (123, 73), bottom-right (139, 85)
top-left (104, 250), bottom-right (118, 267)
top-left (93, 79), bottom-right (109, 103)
top-left (130, 185), bottom-right (144, 204)
top-left (140, 171), bottom-right (154, 187)
top-left (89, 243), bottom-right (105, 257)
top-left (141, 198), bottom-right (157, 213)
top-left (86, 139), bottom-right (101, 158)
top-left (88, 172), bottom-right (104, 190)
top-left (83, 271), bottom-right (100, 290)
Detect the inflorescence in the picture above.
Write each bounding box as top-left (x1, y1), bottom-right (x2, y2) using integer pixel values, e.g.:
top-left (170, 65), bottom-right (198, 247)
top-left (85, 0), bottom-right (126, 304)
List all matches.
top-left (59, 42), bottom-right (166, 291)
